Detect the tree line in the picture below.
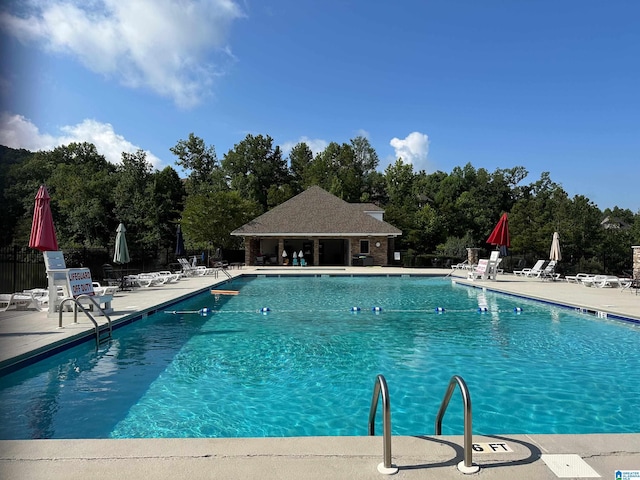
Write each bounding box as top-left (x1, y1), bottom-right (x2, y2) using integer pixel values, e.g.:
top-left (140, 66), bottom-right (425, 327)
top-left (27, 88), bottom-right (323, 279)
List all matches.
top-left (1, 134), bottom-right (638, 275)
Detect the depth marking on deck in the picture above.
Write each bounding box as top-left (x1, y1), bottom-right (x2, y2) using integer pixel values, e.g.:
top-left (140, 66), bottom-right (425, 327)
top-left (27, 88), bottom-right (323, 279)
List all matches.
top-left (472, 442), bottom-right (514, 453)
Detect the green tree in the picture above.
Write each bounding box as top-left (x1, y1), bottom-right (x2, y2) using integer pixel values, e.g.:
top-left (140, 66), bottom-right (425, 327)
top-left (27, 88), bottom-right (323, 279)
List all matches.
top-left (152, 166), bottom-right (187, 250)
top-left (288, 142), bottom-right (314, 193)
top-left (222, 134), bottom-right (290, 211)
top-left (170, 133), bottom-right (223, 195)
top-left (181, 191), bottom-right (261, 249)
top-left (5, 143), bottom-right (116, 248)
top-left (113, 150), bottom-right (159, 255)
top-left (0, 146), bottom-right (34, 246)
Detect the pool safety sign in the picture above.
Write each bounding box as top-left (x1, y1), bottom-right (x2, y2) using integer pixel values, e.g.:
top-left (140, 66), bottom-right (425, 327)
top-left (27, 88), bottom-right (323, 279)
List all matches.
top-left (472, 442), bottom-right (513, 453)
top-left (617, 471), bottom-right (640, 479)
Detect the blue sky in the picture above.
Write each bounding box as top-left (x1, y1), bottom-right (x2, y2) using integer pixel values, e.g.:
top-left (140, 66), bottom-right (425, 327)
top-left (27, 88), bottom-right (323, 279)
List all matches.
top-left (1, 0), bottom-right (638, 211)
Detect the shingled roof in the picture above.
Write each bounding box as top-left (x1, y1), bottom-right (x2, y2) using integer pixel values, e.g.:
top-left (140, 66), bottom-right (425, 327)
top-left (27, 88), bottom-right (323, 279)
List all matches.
top-left (231, 186), bottom-right (402, 237)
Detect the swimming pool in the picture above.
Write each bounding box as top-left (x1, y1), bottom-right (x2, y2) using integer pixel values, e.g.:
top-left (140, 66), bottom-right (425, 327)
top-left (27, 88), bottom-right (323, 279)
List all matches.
top-left (1, 275), bottom-right (638, 439)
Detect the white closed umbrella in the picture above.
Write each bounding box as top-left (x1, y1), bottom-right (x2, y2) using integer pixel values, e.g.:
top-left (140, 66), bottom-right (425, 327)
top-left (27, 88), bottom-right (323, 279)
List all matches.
top-left (299, 250), bottom-right (304, 258)
top-left (550, 232), bottom-right (562, 262)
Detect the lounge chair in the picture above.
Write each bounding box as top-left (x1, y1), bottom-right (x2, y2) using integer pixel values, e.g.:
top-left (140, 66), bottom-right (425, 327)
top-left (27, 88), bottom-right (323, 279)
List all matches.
top-left (452, 260), bottom-right (471, 270)
top-left (177, 258), bottom-right (199, 276)
top-left (514, 260), bottom-right (546, 277)
top-left (582, 275), bottom-right (633, 288)
top-left (539, 260), bottom-right (560, 281)
top-left (0, 293), bottom-right (34, 311)
top-left (565, 273), bottom-right (591, 283)
top-left (92, 282), bottom-right (119, 296)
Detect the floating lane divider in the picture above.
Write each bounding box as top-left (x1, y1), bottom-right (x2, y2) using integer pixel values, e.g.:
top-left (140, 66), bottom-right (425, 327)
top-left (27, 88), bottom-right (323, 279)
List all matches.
top-left (477, 307), bottom-right (488, 312)
top-left (350, 306), bottom-right (361, 312)
top-left (372, 306), bottom-right (383, 312)
top-left (434, 307), bottom-right (446, 313)
top-left (258, 307), bottom-right (271, 314)
top-left (210, 289), bottom-right (240, 295)
top-left (514, 307), bottom-right (523, 313)
top-left (164, 307), bottom-right (213, 316)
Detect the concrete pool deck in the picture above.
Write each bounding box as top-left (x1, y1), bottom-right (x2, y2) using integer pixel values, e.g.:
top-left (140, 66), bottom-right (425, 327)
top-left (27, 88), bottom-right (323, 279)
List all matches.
top-left (1, 266), bottom-right (639, 479)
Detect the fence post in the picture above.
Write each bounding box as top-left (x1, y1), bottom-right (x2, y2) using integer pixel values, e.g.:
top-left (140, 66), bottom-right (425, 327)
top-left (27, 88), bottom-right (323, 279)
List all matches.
top-left (12, 244), bottom-right (18, 293)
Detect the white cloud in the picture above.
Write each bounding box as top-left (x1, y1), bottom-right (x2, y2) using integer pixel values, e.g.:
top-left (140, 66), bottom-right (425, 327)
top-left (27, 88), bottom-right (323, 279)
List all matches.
top-left (0, 0), bottom-right (244, 108)
top-left (389, 132), bottom-right (430, 171)
top-left (0, 112), bottom-right (162, 167)
top-left (281, 136), bottom-right (328, 157)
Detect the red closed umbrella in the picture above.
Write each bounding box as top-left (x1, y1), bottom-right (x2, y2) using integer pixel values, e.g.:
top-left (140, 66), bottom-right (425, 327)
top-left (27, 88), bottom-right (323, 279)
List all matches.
top-left (29, 185), bottom-right (58, 252)
top-left (487, 212), bottom-right (510, 255)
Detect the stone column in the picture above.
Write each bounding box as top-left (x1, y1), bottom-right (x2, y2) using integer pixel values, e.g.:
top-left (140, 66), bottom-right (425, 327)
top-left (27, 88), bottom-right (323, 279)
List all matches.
top-left (313, 239), bottom-right (320, 266)
top-left (466, 248), bottom-right (480, 266)
top-left (279, 239), bottom-right (286, 265)
top-left (633, 246), bottom-right (640, 279)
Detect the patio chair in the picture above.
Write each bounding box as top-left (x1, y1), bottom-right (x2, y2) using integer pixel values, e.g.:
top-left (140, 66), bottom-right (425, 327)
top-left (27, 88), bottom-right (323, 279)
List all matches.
top-left (0, 293), bottom-right (33, 311)
top-left (589, 275), bottom-right (633, 289)
top-left (514, 260), bottom-right (546, 277)
top-left (92, 282), bottom-right (119, 296)
top-left (565, 273), bottom-right (591, 283)
top-left (177, 258), bottom-right (197, 276)
top-left (451, 260), bottom-right (469, 270)
top-left (539, 260), bottom-right (560, 281)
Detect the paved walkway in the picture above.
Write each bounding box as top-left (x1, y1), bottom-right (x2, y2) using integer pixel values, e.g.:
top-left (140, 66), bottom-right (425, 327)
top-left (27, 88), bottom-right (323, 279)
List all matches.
top-left (1, 267), bottom-right (639, 479)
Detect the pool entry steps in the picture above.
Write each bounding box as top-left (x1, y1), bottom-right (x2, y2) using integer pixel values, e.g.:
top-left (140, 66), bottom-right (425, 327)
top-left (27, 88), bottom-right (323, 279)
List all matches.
top-left (58, 295), bottom-right (113, 349)
top-left (369, 374), bottom-right (479, 475)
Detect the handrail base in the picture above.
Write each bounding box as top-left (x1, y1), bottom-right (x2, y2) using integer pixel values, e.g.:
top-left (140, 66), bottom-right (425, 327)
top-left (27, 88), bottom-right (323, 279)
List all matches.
top-left (377, 462), bottom-right (399, 475)
top-left (457, 460), bottom-right (480, 474)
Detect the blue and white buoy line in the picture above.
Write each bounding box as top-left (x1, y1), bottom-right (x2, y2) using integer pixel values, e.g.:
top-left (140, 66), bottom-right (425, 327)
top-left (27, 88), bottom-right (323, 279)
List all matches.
top-left (164, 307), bottom-right (212, 316)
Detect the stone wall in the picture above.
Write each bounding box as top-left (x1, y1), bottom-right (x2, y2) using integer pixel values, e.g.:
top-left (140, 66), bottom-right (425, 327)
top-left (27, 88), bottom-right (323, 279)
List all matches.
top-left (351, 237), bottom-right (389, 266)
top-left (633, 246), bottom-right (640, 279)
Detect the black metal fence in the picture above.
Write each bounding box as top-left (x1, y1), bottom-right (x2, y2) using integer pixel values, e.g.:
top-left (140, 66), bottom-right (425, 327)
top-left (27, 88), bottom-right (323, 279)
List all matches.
top-left (0, 246), bottom-right (247, 293)
top-left (0, 246), bottom-right (159, 293)
top-left (0, 246), bottom-right (48, 293)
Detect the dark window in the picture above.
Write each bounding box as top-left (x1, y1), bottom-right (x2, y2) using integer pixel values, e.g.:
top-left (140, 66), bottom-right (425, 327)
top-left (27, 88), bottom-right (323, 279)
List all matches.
top-left (360, 240), bottom-right (369, 254)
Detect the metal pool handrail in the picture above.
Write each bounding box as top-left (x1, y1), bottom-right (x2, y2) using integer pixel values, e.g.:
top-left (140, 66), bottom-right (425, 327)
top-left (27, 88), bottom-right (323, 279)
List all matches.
top-left (58, 295), bottom-right (112, 348)
top-left (434, 375), bottom-right (480, 474)
top-left (368, 374), bottom-right (398, 475)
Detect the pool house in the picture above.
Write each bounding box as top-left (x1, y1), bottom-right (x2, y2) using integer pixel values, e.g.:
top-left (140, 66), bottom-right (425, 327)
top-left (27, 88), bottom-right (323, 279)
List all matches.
top-left (231, 186), bottom-right (402, 267)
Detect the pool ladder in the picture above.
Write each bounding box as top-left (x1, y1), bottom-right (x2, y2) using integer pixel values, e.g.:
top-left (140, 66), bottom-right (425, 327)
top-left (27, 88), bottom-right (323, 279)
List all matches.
top-left (368, 374), bottom-right (479, 475)
top-left (57, 295), bottom-right (113, 349)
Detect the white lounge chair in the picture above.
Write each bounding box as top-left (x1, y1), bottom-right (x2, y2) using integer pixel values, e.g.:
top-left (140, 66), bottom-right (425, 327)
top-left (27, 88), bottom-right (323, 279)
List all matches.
top-left (177, 258), bottom-right (198, 276)
top-left (514, 260), bottom-right (546, 277)
top-left (92, 282), bottom-right (119, 296)
top-left (583, 275), bottom-right (633, 288)
top-left (565, 273), bottom-right (591, 283)
top-left (539, 260), bottom-right (560, 280)
top-left (452, 260), bottom-right (470, 270)
top-left (0, 293), bottom-right (33, 311)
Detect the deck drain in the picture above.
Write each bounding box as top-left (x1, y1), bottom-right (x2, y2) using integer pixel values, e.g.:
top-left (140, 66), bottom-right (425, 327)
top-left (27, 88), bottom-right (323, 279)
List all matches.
top-left (541, 454), bottom-right (600, 478)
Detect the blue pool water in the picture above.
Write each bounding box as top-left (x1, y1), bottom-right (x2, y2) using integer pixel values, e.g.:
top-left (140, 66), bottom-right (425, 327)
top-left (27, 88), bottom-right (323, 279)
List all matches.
top-left (1, 275), bottom-right (639, 439)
